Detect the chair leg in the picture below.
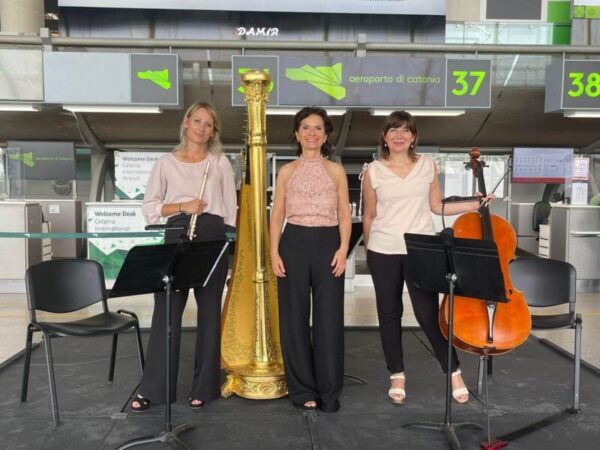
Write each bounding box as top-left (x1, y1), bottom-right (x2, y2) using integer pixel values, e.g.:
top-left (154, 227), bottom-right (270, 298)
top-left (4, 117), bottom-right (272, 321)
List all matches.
top-left (21, 327), bottom-right (34, 402)
top-left (573, 317), bottom-right (582, 412)
top-left (134, 323), bottom-right (145, 374)
top-left (42, 332), bottom-right (60, 427)
top-left (108, 333), bottom-right (118, 383)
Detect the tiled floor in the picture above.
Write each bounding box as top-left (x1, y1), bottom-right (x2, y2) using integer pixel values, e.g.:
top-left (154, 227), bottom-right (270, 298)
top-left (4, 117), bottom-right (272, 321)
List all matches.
top-left (2, 283), bottom-right (599, 370)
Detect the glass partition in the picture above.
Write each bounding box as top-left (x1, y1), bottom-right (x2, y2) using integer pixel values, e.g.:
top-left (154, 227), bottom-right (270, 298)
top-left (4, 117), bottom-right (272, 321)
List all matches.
top-left (0, 148), bottom-right (6, 199)
top-left (446, 22), bottom-right (555, 45)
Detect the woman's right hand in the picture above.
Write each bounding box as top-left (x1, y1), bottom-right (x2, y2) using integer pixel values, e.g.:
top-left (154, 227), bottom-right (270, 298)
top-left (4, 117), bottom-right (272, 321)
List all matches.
top-left (181, 199), bottom-right (207, 215)
top-left (271, 252), bottom-right (286, 278)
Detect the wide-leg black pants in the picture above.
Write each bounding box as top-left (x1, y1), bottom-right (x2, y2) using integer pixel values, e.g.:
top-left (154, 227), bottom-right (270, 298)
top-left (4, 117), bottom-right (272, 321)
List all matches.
top-left (278, 224), bottom-right (345, 412)
top-left (139, 213), bottom-right (227, 404)
top-left (367, 250), bottom-right (459, 375)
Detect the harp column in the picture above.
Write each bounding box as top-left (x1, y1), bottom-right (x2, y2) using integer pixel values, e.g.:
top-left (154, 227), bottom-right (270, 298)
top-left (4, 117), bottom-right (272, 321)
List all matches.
top-left (220, 70), bottom-right (287, 399)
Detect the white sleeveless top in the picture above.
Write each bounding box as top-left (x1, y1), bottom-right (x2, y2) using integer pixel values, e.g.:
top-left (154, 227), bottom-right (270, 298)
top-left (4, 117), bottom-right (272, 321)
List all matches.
top-left (367, 155), bottom-right (436, 255)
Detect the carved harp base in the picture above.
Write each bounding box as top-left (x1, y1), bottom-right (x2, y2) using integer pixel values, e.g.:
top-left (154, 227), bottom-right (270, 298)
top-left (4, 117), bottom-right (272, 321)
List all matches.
top-left (221, 365), bottom-right (288, 400)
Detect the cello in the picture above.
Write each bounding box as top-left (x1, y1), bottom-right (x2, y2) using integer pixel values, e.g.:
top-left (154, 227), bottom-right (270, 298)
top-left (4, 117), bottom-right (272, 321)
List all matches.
top-left (438, 148), bottom-right (531, 355)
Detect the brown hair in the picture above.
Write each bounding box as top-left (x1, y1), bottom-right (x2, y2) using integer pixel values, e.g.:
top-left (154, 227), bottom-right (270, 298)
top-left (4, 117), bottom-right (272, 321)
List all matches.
top-left (379, 110), bottom-right (418, 162)
top-left (292, 106), bottom-right (334, 157)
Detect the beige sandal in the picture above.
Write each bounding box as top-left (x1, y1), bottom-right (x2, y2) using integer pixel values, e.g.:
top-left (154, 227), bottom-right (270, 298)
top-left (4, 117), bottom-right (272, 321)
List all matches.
top-left (389, 373), bottom-right (406, 404)
top-left (451, 369), bottom-right (469, 404)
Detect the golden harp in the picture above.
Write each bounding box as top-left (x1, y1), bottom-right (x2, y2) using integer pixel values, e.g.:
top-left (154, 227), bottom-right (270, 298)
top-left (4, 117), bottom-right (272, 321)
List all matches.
top-left (220, 70), bottom-right (287, 399)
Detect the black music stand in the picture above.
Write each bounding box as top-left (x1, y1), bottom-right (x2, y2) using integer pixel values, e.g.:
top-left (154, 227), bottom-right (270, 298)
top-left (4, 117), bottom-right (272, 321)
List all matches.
top-left (402, 230), bottom-right (507, 450)
top-left (112, 239), bottom-right (230, 450)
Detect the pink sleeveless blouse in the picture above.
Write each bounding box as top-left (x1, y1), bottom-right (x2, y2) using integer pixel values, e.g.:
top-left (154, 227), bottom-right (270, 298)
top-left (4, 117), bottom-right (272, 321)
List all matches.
top-left (285, 157), bottom-right (338, 227)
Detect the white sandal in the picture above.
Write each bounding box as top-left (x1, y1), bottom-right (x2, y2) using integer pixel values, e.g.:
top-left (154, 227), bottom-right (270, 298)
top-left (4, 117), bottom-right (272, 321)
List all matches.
top-left (388, 373), bottom-right (405, 404)
top-left (451, 369), bottom-right (469, 404)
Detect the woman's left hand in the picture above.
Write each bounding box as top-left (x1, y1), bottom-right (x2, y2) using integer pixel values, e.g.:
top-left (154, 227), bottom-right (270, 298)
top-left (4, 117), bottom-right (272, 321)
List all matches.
top-left (330, 248), bottom-right (347, 278)
top-left (476, 192), bottom-right (496, 208)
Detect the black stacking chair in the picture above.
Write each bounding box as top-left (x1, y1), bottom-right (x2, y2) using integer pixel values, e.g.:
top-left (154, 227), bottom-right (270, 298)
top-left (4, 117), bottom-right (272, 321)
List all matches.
top-left (21, 259), bottom-right (145, 426)
top-left (476, 257), bottom-right (582, 442)
top-left (509, 257), bottom-right (582, 412)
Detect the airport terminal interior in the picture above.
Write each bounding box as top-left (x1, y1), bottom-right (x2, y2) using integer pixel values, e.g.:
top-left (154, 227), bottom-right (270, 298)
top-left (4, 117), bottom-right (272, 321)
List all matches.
top-left (1, 1), bottom-right (600, 449)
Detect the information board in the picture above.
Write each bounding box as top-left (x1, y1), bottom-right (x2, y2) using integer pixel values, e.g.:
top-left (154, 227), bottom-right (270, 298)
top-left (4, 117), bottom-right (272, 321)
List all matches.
top-left (87, 202), bottom-right (163, 279)
top-left (512, 147), bottom-right (574, 183)
top-left (114, 151), bottom-right (167, 200)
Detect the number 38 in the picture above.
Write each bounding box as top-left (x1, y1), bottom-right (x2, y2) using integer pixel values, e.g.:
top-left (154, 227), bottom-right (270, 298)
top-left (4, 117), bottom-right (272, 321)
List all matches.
top-left (567, 72), bottom-right (600, 98)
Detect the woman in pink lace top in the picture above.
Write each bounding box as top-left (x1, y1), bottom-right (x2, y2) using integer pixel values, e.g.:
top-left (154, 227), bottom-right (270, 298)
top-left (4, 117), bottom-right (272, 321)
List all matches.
top-left (270, 107), bottom-right (351, 413)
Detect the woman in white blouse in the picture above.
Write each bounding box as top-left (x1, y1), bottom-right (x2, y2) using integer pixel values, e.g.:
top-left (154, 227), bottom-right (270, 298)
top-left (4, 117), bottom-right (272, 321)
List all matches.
top-left (362, 111), bottom-right (483, 406)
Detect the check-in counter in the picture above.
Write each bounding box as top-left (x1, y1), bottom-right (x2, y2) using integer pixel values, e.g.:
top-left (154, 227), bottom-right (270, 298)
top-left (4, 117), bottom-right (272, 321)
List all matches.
top-left (0, 201), bottom-right (42, 283)
top-left (550, 205), bottom-right (600, 282)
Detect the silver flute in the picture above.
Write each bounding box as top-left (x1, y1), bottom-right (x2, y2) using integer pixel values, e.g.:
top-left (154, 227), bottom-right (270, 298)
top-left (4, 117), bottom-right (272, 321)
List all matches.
top-left (187, 160), bottom-right (211, 240)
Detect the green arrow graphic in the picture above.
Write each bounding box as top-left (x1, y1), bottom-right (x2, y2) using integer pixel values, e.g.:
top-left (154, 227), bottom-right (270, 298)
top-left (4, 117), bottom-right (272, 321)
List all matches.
top-left (285, 63), bottom-right (346, 100)
top-left (8, 151), bottom-right (35, 167)
top-left (137, 68), bottom-right (171, 90)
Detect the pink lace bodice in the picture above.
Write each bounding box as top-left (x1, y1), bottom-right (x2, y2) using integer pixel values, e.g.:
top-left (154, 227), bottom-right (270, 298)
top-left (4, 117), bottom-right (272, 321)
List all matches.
top-left (285, 157), bottom-right (338, 227)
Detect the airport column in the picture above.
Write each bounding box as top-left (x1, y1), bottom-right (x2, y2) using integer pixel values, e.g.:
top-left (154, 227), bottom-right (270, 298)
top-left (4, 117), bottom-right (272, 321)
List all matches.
top-left (0, 0), bottom-right (43, 34)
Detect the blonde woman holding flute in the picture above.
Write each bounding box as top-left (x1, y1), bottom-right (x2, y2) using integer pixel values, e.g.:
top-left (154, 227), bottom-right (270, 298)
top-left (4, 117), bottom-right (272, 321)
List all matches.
top-left (133, 102), bottom-right (237, 412)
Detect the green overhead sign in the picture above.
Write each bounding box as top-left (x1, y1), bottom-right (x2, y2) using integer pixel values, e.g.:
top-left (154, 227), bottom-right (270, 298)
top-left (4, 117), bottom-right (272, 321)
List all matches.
top-left (545, 58), bottom-right (600, 112)
top-left (446, 59), bottom-right (492, 108)
top-left (562, 60), bottom-right (600, 109)
top-left (130, 54), bottom-right (180, 105)
top-left (232, 55), bottom-right (491, 109)
top-left (44, 52), bottom-right (182, 108)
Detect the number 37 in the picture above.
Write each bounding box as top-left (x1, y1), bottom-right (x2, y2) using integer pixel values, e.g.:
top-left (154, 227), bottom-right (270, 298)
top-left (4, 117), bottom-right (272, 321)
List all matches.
top-left (451, 70), bottom-right (486, 96)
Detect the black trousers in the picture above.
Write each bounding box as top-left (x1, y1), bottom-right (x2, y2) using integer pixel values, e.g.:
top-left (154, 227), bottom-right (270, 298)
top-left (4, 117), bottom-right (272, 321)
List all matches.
top-left (277, 224), bottom-right (345, 412)
top-left (367, 250), bottom-right (459, 375)
top-left (139, 213), bottom-right (227, 404)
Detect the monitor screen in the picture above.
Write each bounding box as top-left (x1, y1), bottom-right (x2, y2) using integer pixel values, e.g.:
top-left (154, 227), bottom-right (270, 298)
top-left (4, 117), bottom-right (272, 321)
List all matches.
top-left (6, 141), bottom-right (76, 181)
top-left (511, 147), bottom-right (573, 183)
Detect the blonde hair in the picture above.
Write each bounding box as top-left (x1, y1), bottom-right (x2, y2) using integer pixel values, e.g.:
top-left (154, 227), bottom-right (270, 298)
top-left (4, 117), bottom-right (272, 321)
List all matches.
top-left (174, 101), bottom-right (223, 155)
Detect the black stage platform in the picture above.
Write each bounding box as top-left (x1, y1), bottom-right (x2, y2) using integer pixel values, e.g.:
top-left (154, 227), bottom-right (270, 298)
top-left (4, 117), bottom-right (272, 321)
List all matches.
top-left (1, 329), bottom-right (599, 449)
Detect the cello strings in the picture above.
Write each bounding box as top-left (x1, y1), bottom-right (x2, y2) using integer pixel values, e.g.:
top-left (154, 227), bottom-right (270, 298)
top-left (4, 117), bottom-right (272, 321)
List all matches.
top-left (480, 166), bottom-right (512, 209)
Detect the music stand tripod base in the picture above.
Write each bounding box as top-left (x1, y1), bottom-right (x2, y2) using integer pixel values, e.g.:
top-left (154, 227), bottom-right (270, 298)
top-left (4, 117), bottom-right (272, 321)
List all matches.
top-left (402, 232), bottom-right (507, 450)
top-left (403, 421), bottom-right (485, 450)
top-left (111, 241), bottom-right (229, 450)
top-left (401, 270), bottom-right (484, 450)
top-left (116, 423), bottom-right (195, 450)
